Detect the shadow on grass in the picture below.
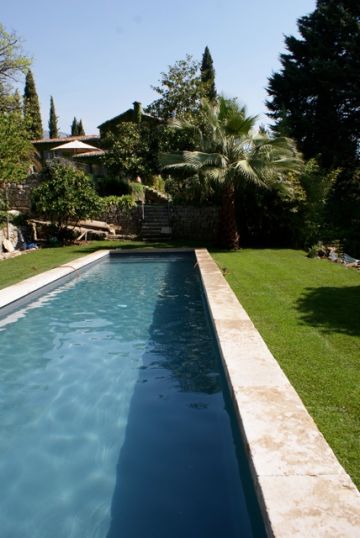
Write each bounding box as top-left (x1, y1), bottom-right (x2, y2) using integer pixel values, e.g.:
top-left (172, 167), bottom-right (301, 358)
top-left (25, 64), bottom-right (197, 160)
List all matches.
top-left (296, 286), bottom-right (360, 336)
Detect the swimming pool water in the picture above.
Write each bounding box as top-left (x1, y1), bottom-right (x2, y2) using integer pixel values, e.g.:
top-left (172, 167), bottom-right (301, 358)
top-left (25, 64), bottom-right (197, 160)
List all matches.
top-left (0, 254), bottom-right (265, 537)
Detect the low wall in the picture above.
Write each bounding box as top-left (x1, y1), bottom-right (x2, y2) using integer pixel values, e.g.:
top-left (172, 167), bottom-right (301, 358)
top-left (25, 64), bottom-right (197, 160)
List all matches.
top-left (1, 175), bottom-right (40, 213)
top-left (97, 205), bottom-right (143, 237)
top-left (1, 175), bottom-right (220, 242)
top-left (170, 206), bottom-right (220, 242)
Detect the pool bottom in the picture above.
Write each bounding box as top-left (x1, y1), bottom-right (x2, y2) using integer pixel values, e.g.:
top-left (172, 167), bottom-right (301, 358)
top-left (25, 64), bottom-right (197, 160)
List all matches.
top-left (0, 254), bottom-right (265, 538)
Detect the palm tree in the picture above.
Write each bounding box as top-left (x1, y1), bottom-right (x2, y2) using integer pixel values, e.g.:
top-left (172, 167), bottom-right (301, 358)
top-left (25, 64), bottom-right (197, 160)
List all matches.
top-left (161, 97), bottom-right (303, 249)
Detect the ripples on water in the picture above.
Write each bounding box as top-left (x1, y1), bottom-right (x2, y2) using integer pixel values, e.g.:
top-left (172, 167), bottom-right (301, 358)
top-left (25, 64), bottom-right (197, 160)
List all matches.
top-left (0, 255), bottom-right (263, 538)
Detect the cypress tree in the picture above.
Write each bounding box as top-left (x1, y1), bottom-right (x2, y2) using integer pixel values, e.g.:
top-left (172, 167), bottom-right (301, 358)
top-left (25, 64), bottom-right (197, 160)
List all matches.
top-left (267, 0), bottom-right (360, 169)
top-left (49, 96), bottom-right (59, 139)
top-left (77, 119), bottom-right (85, 135)
top-left (71, 116), bottom-right (78, 136)
top-left (23, 69), bottom-right (43, 139)
top-left (201, 46), bottom-right (217, 102)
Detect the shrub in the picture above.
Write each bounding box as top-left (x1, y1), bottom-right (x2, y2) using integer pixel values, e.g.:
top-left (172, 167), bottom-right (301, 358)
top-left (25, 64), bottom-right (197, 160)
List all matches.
top-left (31, 161), bottom-right (101, 243)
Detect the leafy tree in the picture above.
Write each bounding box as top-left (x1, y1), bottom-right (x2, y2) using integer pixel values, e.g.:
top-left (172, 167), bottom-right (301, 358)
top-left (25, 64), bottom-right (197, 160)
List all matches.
top-left (102, 122), bottom-right (151, 180)
top-left (48, 96), bottom-right (58, 139)
top-left (161, 98), bottom-right (303, 249)
top-left (0, 109), bottom-right (33, 238)
top-left (145, 55), bottom-right (205, 122)
top-left (201, 46), bottom-right (217, 102)
top-left (0, 110), bottom-right (33, 183)
top-left (267, 0), bottom-right (360, 169)
top-left (71, 116), bottom-right (78, 136)
top-left (23, 70), bottom-right (42, 139)
top-left (31, 161), bottom-right (101, 241)
top-left (0, 23), bottom-right (30, 111)
top-left (77, 119), bottom-right (85, 135)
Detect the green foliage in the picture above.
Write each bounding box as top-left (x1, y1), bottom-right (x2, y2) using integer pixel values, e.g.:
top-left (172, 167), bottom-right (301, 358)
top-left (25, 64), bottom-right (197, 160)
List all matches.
top-left (201, 46), bottom-right (217, 103)
top-left (298, 159), bottom-right (340, 246)
top-left (325, 167), bottom-right (360, 256)
top-left (100, 194), bottom-right (136, 214)
top-left (48, 96), bottom-right (59, 139)
top-left (78, 119), bottom-right (85, 135)
top-left (23, 70), bottom-right (43, 139)
top-left (148, 174), bottom-right (165, 192)
top-left (145, 55), bottom-right (205, 122)
top-left (31, 161), bottom-right (101, 240)
top-left (71, 117), bottom-right (78, 136)
top-left (71, 117), bottom-right (85, 136)
top-left (129, 181), bottom-right (144, 202)
top-left (0, 110), bottom-right (33, 183)
top-left (94, 175), bottom-right (132, 197)
top-left (0, 23), bottom-right (30, 111)
top-left (267, 0), bottom-right (360, 169)
top-left (102, 122), bottom-right (157, 181)
top-left (161, 96), bottom-right (303, 248)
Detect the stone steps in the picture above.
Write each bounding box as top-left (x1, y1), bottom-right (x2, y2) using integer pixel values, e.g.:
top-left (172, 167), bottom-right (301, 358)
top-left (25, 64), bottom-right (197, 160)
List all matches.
top-left (141, 204), bottom-right (172, 241)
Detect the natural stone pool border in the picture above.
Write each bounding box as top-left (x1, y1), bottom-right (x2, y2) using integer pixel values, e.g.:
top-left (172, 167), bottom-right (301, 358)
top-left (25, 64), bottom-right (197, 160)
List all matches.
top-left (0, 247), bottom-right (359, 536)
top-left (195, 248), bottom-right (360, 537)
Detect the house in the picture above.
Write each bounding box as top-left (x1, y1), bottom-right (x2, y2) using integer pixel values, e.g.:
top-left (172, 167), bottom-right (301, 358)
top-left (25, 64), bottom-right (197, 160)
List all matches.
top-left (98, 101), bottom-right (161, 138)
top-left (31, 101), bottom-right (161, 178)
top-left (32, 134), bottom-right (102, 167)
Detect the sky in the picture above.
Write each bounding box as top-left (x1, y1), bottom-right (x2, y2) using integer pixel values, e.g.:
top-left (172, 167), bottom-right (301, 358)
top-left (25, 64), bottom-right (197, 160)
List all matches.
top-left (2, 0), bottom-right (316, 136)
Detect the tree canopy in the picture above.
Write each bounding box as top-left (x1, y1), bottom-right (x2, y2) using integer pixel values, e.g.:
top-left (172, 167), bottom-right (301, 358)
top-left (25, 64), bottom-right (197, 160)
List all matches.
top-left (201, 46), bottom-right (217, 102)
top-left (31, 161), bottom-right (101, 240)
top-left (145, 55), bottom-right (205, 122)
top-left (23, 69), bottom-right (43, 139)
top-left (0, 23), bottom-right (30, 110)
top-left (161, 97), bottom-right (303, 249)
top-left (0, 110), bottom-right (33, 183)
top-left (71, 117), bottom-right (85, 136)
top-left (48, 96), bottom-right (59, 139)
top-left (267, 0), bottom-right (360, 169)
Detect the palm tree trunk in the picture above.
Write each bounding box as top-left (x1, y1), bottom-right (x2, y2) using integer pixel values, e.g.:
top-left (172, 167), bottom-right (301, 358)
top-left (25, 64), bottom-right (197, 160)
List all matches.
top-left (221, 182), bottom-right (240, 249)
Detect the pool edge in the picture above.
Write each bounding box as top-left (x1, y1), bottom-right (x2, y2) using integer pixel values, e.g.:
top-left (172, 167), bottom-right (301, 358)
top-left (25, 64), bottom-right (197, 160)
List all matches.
top-left (1, 247), bottom-right (359, 536)
top-left (195, 248), bottom-right (360, 538)
top-left (0, 250), bottom-right (110, 309)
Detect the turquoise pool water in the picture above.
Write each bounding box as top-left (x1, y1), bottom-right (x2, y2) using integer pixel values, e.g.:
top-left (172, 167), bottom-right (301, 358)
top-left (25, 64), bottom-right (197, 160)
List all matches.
top-left (0, 254), bottom-right (265, 537)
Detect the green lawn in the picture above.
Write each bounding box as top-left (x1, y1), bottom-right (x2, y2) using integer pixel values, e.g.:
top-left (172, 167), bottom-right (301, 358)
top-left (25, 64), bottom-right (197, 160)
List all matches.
top-left (211, 249), bottom-right (360, 488)
top-left (0, 240), bottom-right (200, 289)
top-left (0, 244), bottom-right (359, 487)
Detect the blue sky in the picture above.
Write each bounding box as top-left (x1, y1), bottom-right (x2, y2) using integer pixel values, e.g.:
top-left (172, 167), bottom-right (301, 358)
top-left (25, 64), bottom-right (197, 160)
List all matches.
top-left (3, 0), bottom-right (316, 135)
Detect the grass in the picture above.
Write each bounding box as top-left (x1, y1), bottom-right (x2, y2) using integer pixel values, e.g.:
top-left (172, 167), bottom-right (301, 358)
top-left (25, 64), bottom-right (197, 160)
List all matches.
top-left (0, 239), bottom-right (204, 289)
top-left (211, 249), bottom-right (360, 488)
top-left (1, 243), bottom-right (359, 487)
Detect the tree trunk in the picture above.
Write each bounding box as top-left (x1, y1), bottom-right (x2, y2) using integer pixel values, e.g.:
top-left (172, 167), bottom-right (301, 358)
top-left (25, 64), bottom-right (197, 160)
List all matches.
top-left (220, 182), bottom-right (239, 249)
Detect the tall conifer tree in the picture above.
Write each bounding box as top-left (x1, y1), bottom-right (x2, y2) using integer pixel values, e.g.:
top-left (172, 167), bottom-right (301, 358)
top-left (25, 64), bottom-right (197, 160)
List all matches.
top-left (48, 96), bottom-right (59, 139)
top-left (200, 46), bottom-right (217, 102)
top-left (77, 119), bottom-right (85, 135)
top-left (267, 0), bottom-right (360, 169)
top-left (71, 116), bottom-right (78, 136)
top-left (23, 70), bottom-right (43, 139)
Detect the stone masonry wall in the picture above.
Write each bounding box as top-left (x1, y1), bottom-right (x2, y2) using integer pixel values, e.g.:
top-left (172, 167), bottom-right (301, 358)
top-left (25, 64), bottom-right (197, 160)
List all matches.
top-left (170, 206), bottom-right (220, 242)
top-left (0, 175), bottom-right (220, 242)
top-left (1, 175), bottom-right (41, 213)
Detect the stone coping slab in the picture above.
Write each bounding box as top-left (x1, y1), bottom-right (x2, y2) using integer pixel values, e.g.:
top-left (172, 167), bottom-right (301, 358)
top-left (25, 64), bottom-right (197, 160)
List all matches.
top-left (195, 248), bottom-right (360, 537)
top-left (0, 247), bottom-right (358, 536)
top-left (0, 250), bottom-right (109, 309)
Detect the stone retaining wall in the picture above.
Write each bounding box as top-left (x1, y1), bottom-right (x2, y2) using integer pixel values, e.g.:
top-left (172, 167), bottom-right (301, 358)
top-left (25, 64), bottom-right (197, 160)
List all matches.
top-left (0, 175), bottom-right (40, 213)
top-left (170, 206), bottom-right (219, 242)
top-left (1, 175), bottom-right (220, 242)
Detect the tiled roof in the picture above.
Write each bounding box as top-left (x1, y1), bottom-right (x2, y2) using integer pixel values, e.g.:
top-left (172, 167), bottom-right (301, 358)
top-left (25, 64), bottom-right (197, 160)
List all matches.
top-left (32, 135), bottom-right (100, 144)
top-left (73, 150), bottom-right (106, 158)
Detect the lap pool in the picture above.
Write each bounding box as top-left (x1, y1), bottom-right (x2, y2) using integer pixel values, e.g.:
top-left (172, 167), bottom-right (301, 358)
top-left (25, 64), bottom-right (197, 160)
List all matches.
top-left (0, 253), bottom-right (265, 537)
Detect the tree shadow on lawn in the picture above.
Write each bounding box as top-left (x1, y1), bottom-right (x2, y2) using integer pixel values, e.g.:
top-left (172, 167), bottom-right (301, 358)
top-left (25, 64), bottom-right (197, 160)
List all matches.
top-left (296, 286), bottom-right (360, 336)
